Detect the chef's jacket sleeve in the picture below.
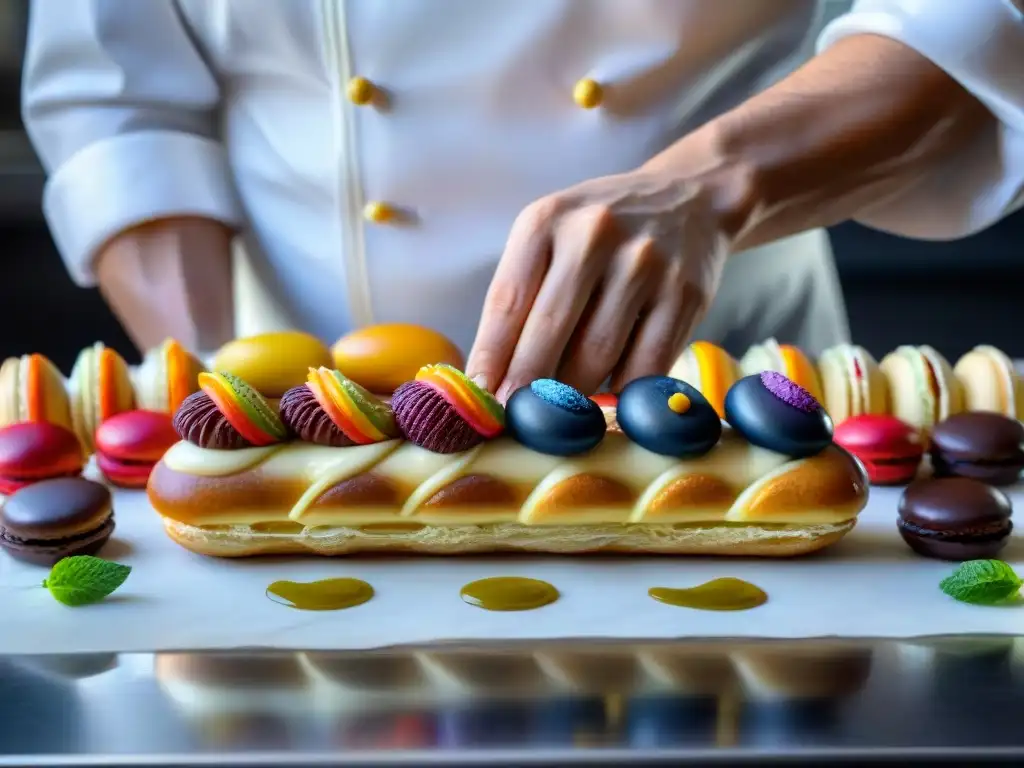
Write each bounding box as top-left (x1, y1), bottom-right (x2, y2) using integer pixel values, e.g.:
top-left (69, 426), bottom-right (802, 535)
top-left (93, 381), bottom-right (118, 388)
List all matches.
top-left (22, 0), bottom-right (243, 286)
top-left (817, 0), bottom-right (1024, 239)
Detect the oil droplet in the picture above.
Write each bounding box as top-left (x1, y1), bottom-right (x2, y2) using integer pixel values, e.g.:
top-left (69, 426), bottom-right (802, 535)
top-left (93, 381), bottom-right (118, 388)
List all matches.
top-left (266, 578), bottom-right (374, 611)
top-left (648, 578), bottom-right (767, 611)
top-left (460, 576), bottom-right (559, 611)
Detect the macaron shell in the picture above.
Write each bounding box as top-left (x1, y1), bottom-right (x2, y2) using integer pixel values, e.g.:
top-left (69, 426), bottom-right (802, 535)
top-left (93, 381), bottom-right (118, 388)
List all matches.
top-left (685, 341), bottom-right (738, 419)
top-left (780, 345), bottom-right (824, 405)
top-left (954, 346), bottom-right (1021, 419)
top-left (133, 344), bottom-right (170, 412)
top-left (833, 415), bottom-right (924, 460)
top-left (0, 422), bottom-right (84, 482)
top-left (95, 451), bottom-right (154, 489)
top-left (739, 339), bottom-right (786, 377)
top-left (817, 349), bottom-right (852, 423)
top-left (99, 347), bottom-right (136, 422)
top-left (166, 340), bottom-right (205, 412)
top-left (881, 348), bottom-right (935, 434)
top-left (69, 345), bottom-right (100, 452)
top-left (920, 346), bottom-right (962, 422)
top-left (0, 477), bottom-right (112, 540)
top-left (32, 354), bottom-right (74, 431)
top-left (94, 410), bottom-right (179, 462)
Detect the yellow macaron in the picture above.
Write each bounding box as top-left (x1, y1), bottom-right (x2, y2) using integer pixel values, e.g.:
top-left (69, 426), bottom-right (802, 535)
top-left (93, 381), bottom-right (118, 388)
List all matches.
top-left (212, 331), bottom-right (333, 400)
top-left (953, 345), bottom-right (1023, 419)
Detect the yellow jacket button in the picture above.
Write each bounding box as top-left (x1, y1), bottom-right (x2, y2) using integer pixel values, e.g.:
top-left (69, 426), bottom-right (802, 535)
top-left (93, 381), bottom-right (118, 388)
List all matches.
top-left (347, 76), bottom-right (376, 105)
top-left (363, 201), bottom-right (396, 224)
top-left (573, 78), bottom-right (604, 109)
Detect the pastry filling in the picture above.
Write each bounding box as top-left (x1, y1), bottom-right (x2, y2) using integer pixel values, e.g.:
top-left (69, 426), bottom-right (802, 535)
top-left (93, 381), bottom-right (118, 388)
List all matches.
top-left (897, 518), bottom-right (1011, 542)
top-left (864, 456), bottom-right (921, 466)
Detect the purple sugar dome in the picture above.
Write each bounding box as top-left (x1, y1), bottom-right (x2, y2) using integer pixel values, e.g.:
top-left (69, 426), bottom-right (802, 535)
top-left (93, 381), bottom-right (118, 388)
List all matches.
top-left (724, 373), bottom-right (833, 458)
top-left (759, 370), bottom-right (820, 413)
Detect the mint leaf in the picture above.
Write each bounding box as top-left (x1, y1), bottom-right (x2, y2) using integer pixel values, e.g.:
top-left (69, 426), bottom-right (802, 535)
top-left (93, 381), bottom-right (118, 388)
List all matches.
top-left (42, 556), bottom-right (131, 607)
top-left (939, 560), bottom-right (1022, 605)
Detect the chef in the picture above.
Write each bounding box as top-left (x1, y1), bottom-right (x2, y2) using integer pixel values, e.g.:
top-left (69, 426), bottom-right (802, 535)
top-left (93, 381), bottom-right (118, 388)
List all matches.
top-left (23, 1), bottom-right (1024, 399)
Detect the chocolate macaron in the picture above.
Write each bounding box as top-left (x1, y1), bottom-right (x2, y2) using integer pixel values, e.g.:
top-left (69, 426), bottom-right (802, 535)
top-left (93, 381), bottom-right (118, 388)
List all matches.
top-left (0, 477), bottom-right (114, 566)
top-left (930, 412), bottom-right (1024, 486)
top-left (897, 477), bottom-right (1012, 561)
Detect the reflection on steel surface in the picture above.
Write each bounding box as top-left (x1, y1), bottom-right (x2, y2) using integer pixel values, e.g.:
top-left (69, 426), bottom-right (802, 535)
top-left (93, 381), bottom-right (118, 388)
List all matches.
top-left (2, 637), bottom-right (1024, 764)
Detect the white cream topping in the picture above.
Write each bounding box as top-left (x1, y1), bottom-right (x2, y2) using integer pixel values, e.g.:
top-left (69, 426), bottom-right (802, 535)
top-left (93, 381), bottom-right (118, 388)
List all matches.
top-left (163, 440), bottom-right (286, 476)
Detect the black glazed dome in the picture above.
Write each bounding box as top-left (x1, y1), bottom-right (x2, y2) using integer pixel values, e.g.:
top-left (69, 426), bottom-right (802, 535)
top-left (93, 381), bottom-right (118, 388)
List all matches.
top-left (616, 376), bottom-right (721, 458)
top-left (505, 379), bottom-right (606, 456)
top-left (724, 372), bottom-right (833, 457)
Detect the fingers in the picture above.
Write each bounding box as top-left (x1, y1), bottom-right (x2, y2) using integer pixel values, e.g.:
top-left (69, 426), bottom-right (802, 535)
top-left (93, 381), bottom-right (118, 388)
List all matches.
top-left (610, 280), bottom-right (707, 393)
top-left (493, 206), bottom-right (618, 402)
top-left (557, 236), bottom-right (662, 395)
top-left (465, 201), bottom-right (555, 392)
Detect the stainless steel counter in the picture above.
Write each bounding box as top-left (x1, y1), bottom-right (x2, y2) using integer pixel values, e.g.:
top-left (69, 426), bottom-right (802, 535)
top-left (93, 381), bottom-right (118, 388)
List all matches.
top-left (2, 636), bottom-right (1022, 765)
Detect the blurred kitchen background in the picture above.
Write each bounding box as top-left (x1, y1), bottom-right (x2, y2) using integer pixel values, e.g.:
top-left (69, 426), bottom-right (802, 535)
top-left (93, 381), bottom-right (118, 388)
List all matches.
top-left (0, 1), bottom-right (1020, 372)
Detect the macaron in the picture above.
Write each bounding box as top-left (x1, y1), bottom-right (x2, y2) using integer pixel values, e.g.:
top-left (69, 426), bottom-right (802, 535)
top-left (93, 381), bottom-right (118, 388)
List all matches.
top-left (68, 343), bottom-right (136, 454)
top-left (897, 478), bottom-right (1012, 561)
top-left (953, 345), bottom-right (1024, 420)
top-left (0, 422), bottom-right (84, 495)
top-left (0, 477), bottom-right (114, 566)
top-left (668, 341), bottom-right (741, 419)
top-left (133, 339), bottom-right (206, 414)
top-left (833, 415), bottom-right (923, 485)
top-left (95, 410), bottom-right (180, 489)
top-left (213, 331), bottom-right (333, 401)
top-left (332, 324), bottom-right (465, 395)
top-left (880, 345), bottom-right (963, 436)
top-left (817, 344), bottom-right (888, 424)
top-left (740, 338), bottom-right (823, 404)
top-left (0, 353), bottom-right (73, 432)
top-left (929, 412), bottom-right (1024, 487)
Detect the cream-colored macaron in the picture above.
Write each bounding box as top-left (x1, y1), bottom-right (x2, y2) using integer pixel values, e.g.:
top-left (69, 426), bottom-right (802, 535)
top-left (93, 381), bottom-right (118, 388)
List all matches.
top-left (953, 345), bottom-right (1023, 419)
top-left (879, 345), bottom-right (963, 435)
top-left (816, 344), bottom-right (888, 425)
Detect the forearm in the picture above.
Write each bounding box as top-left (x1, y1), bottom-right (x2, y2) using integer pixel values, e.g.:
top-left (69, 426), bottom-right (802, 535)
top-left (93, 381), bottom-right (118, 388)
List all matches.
top-left (644, 34), bottom-right (992, 250)
top-left (96, 217), bottom-right (235, 353)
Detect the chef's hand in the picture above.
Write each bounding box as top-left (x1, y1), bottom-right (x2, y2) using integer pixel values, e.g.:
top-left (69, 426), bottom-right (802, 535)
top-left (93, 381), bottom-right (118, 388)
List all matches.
top-left (466, 170), bottom-right (730, 401)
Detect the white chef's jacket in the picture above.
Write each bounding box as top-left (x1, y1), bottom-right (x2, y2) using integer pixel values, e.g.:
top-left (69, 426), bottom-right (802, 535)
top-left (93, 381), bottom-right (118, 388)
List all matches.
top-left (21, 0), bottom-right (1024, 357)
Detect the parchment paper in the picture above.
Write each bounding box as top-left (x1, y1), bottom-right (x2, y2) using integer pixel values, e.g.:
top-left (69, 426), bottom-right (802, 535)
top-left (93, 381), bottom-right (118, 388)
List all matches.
top-left (1, 474), bottom-right (1022, 654)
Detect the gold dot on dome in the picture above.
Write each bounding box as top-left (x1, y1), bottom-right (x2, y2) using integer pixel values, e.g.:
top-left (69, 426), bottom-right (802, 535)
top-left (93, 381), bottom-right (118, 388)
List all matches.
top-left (668, 392), bottom-right (691, 414)
top-left (363, 201), bottom-right (396, 224)
top-left (573, 78), bottom-right (604, 109)
top-left (347, 76), bottom-right (376, 105)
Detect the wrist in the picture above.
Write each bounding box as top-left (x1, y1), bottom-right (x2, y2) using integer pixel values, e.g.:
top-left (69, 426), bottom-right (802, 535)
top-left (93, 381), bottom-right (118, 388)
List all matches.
top-left (640, 120), bottom-right (761, 248)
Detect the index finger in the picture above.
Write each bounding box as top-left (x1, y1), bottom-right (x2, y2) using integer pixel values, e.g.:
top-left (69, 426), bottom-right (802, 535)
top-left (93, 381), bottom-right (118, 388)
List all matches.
top-left (465, 206), bottom-right (554, 391)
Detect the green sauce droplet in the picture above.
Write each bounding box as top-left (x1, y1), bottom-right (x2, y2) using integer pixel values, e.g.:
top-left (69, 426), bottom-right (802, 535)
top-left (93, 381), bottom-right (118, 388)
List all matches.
top-left (648, 578), bottom-right (767, 611)
top-left (266, 578), bottom-right (374, 611)
top-left (460, 576), bottom-right (559, 611)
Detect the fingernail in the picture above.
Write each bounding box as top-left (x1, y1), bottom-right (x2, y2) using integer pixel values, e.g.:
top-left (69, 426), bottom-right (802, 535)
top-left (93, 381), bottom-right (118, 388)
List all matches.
top-left (471, 373), bottom-right (489, 391)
